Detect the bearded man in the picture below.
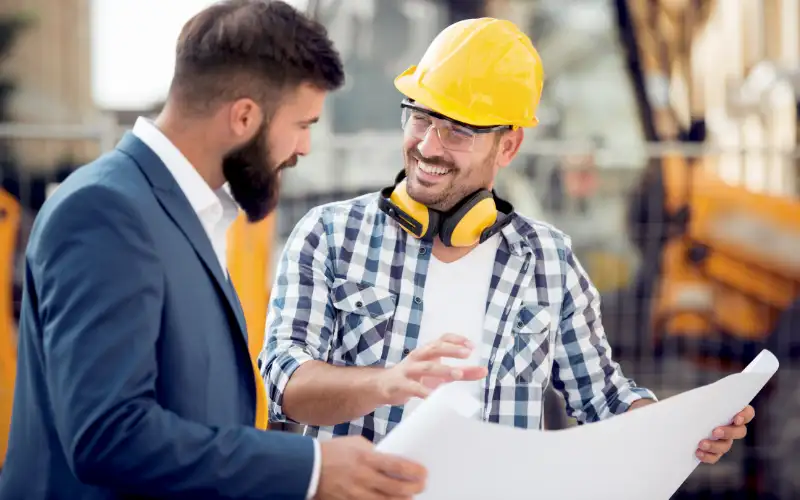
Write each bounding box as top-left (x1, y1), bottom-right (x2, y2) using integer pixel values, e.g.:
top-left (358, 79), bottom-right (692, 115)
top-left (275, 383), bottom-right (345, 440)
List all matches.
top-left (0, 2), bottom-right (428, 499)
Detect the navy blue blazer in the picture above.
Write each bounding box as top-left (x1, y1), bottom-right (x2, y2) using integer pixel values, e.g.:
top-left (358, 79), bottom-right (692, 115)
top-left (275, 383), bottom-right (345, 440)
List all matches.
top-left (0, 133), bottom-right (314, 499)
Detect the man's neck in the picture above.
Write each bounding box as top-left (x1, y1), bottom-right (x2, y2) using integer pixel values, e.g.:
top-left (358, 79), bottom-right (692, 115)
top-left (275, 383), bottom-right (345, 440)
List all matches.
top-left (154, 109), bottom-right (226, 190)
top-left (429, 210), bottom-right (504, 263)
top-left (431, 239), bottom-right (477, 263)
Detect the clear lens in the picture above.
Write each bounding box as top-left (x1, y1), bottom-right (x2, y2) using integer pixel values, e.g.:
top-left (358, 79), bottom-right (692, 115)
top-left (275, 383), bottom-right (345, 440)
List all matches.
top-left (401, 108), bottom-right (476, 152)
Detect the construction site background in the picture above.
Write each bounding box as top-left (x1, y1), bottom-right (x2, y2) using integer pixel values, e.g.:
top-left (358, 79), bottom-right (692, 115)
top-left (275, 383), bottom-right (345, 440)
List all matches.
top-left (0, 1), bottom-right (799, 499)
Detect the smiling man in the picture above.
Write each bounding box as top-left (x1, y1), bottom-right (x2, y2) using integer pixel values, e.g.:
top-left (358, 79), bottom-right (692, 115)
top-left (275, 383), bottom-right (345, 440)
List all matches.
top-left (262, 16), bottom-right (754, 468)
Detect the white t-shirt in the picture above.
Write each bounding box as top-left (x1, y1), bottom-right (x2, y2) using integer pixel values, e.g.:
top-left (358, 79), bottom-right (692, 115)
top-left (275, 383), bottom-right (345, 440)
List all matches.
top-left (403, 234), bottom-right (501, 417)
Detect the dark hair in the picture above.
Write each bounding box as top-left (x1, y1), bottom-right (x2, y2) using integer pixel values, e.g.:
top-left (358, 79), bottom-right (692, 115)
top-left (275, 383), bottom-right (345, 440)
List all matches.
top-left (169, 0), bottom-right (344, 114)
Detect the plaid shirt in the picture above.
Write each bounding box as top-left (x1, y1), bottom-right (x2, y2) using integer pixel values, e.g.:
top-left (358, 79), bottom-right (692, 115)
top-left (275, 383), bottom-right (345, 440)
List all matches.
top-left (261, 192), bottom-right (656, 442)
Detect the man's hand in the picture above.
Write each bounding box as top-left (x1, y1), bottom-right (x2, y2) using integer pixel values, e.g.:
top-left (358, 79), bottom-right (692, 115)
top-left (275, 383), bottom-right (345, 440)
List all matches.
top-left (315, 436), bottom-right (427, 500)
top-left (627, 398), bottom-right (656, 411)
top-left (376, 334), bottom-right (488, 406)
top-left (696, 405), bottom-right (755, 464)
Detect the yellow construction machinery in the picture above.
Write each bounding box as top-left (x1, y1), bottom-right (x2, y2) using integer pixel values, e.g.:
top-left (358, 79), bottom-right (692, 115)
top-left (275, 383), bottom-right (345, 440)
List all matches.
top-left (618, 156), bottom-right (800, 498)
top-left (625, 157), bottom-right (800, 360)
top-left (0, 189), bottom-right (20, 469)
top-left (227, 213), bottom-right (277, 363)
top-left (0, 188), bottom-right (277, 469)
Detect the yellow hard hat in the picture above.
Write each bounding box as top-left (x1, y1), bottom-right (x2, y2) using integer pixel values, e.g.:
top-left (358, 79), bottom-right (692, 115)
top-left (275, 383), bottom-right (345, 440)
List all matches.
top-left (394, 17), bottom-right (544, 128)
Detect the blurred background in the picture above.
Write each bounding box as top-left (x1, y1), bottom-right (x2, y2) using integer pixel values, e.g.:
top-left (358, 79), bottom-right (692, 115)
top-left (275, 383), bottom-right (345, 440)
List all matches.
top-left (0, 0), bottom-right (799, 498)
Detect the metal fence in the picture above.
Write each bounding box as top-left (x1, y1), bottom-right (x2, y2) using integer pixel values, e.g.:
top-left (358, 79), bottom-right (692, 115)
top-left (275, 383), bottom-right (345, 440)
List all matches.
top-left (1, 126), bottom-right (799, 499)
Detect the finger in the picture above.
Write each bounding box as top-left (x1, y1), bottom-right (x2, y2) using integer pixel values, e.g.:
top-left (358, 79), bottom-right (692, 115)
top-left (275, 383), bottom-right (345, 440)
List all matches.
top-left (699, 438), bottom-right (733, 455)
top-left (696, 449), bottom-right (721, 464)
top-left (367, 452), bottom-right (428, 485)
top-left (734, 405), bottom-right (755, 425)
top-left (438, 333), bottom-right (474, 348)
top-left (366, 469), bottom-right (424, 498)
top-left (349, 484), bottom-right (385, 500)
top-left (396, 379), bottom-right (432, 401)
top-left (405, 361), bottom-right (466, 381)
top-left (712, 424), bottom-right (747, 440)
top-left (415, 342), bottom-right (472, 361)
top-left (420, 375), bottom-right (447, 389)
top-left (460, 366), bottom-right (489, 380)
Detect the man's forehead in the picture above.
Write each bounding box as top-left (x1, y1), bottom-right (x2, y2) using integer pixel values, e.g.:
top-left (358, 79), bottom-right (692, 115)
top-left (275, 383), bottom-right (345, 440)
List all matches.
top-left (276, 84), bottom-right (325, 114)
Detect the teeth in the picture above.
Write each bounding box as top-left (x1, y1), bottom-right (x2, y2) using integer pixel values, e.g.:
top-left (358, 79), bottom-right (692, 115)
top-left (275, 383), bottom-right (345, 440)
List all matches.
top-left (418, 162), bottom-right (449, 176)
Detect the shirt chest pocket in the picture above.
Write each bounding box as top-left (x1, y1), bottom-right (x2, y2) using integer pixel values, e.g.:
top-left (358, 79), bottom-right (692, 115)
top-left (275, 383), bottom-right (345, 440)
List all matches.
top-left (511, 304), bottom-right (554, 385)
top-left (331, 280), bottom-right (398, 367)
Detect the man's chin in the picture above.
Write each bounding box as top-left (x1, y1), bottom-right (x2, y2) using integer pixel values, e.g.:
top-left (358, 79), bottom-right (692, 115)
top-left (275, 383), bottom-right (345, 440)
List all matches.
top-left (237, 189), bottom-right (280, 223)
top-left (406, 183), bottom-right (448, 211)
top-left (243, 202), bottom-right (276, 223)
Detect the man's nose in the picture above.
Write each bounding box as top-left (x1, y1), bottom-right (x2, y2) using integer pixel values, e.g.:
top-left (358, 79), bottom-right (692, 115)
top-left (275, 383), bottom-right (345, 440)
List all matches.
top-left (295, 134), bottom-right (311, 157)
top-left (417, 126), bottom-right (445, 158)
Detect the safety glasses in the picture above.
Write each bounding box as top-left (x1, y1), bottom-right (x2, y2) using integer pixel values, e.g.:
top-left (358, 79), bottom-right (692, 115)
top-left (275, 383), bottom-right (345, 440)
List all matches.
top-left (400, 100), bottom-right (510, 152)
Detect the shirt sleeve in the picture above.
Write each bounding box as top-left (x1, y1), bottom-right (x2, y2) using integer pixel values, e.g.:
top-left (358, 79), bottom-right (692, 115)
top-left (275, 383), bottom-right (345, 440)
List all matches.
top-left (551, 236), bottom-right (657, 423)
top-left (260, 208), bottom-right (337, 423)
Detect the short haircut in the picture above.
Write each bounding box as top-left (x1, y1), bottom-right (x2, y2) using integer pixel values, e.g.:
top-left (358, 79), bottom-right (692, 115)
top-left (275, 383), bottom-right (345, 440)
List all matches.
top-left (169, 0), bottom-right (345, 115)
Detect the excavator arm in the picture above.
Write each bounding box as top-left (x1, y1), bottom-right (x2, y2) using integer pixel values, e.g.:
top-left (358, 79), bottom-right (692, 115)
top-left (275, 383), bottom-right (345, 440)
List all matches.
top-left (627, 157), bottom-right (800, 358)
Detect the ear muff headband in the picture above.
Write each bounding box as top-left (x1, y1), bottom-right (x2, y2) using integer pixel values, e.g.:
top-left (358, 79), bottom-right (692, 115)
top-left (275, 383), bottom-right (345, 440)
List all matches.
top-left (378, 171), bottom-right (514, 247)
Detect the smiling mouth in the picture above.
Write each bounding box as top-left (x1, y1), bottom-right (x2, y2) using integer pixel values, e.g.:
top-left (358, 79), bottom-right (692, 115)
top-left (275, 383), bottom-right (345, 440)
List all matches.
top-left (417, 161), bottom-right (452, 176)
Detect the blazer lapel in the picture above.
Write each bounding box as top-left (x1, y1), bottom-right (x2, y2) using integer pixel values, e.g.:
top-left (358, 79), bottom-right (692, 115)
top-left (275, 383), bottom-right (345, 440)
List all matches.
top-left (116, 132), bottom-right (248, 339)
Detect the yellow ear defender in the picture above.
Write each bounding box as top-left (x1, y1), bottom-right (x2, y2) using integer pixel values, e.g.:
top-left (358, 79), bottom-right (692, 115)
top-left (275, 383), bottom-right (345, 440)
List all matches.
top-left (378, 170), bottom-right (515, 247)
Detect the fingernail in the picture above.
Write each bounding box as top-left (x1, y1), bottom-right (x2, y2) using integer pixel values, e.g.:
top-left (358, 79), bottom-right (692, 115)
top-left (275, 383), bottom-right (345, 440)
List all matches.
top-left (451, 369), bottom-right (463, 379)
top-left (735, 416), bottom-right (743, 425)
top-left (700, 442), bottom-right (710, 451)
top-left (459, 348), bottom-right (471, 356)
top-left (696, 451), bottom-right (704, 460)
top-left (713, 429), bottom-right (724, 438)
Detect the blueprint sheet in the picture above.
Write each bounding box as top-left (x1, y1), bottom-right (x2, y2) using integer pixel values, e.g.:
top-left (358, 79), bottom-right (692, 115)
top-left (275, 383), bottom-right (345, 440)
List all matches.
top-left (376, 350), bottom-right (780, 500)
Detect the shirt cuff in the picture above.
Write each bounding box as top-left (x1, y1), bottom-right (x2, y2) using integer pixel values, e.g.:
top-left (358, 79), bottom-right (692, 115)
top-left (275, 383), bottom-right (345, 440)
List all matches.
top-left (618, 387), bottom-right (659, 412)
top-left (305, 438), bottom-right (322, 499)
top-left (267, 349), bottom-right (316, 422)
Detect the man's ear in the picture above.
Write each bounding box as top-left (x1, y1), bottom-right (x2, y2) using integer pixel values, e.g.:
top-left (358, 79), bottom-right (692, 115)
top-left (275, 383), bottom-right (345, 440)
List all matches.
top-left (497, 128), bottom-right (524, 168)
top-left (228, 97), bottom-right (263, 141)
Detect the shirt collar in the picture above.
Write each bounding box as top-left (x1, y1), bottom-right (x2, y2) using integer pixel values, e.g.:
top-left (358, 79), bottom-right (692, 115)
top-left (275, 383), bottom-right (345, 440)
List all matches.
top-left (501, 215), bottom-right (536, 256)
top-left (132, 117), bottom-right (235, 217)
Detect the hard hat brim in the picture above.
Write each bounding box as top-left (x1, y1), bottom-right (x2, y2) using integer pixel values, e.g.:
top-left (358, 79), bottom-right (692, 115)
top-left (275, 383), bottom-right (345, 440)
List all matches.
top-left (394, 65), bottom-right (539, 128)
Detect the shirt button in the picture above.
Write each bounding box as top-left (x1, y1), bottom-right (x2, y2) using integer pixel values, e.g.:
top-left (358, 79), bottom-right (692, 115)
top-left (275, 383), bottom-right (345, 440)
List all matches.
top-left (355, 301), bottom-right (363, 308)
top-left (403, 348), bottom-right (411, 356)
top-left (517, 321), bottom-right (525, 329)
top-left (414, 296), bottom-right (422, 304)
top-left (418, 247), bottom-right (427, 255)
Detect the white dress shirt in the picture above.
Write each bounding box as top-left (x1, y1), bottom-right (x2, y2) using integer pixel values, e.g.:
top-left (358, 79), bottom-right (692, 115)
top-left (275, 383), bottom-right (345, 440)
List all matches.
top-left (132, 117), bottom-right (321, 499)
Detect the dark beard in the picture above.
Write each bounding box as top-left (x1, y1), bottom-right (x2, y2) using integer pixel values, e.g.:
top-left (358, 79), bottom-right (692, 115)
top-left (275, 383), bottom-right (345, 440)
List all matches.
top-left (403, 140), bottom-right (498, 212)
top-left (403, 148), bottom-right (460, 211)
top-left (222, 123), bottom-right (297, 222)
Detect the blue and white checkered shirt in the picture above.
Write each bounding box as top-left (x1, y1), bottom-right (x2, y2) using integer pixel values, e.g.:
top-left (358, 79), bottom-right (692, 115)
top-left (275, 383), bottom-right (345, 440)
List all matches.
top-left (261, 192), bottom-right (656, 442)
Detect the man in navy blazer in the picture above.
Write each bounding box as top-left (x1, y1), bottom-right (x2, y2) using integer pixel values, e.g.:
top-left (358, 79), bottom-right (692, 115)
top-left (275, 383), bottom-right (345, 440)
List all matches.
top-left (0, 1), bottom-right (426, 499)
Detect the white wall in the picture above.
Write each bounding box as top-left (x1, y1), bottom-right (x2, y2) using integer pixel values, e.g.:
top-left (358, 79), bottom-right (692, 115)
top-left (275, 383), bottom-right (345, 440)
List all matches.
top-left (90, 0), bottom-right (220, 110)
